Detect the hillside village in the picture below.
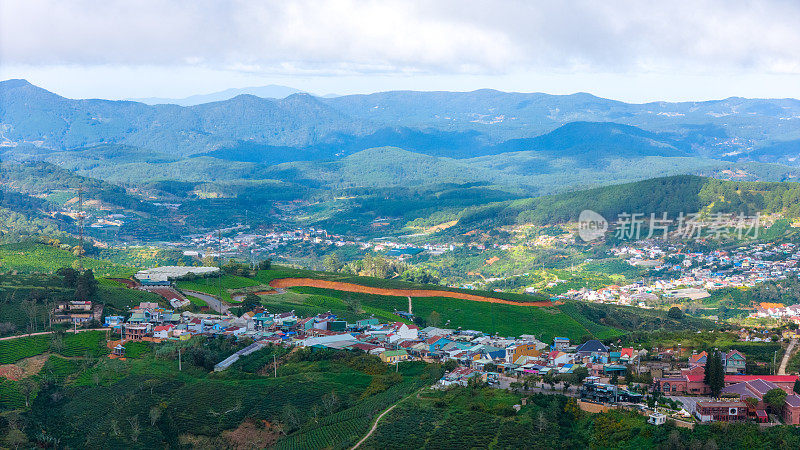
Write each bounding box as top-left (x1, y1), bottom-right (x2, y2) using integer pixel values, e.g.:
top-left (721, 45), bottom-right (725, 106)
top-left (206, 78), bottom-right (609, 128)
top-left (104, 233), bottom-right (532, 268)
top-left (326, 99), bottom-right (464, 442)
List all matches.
top-left (84, 265), bottom-right (800, 428)
top-left (558, 241), bottom-right (800, 311)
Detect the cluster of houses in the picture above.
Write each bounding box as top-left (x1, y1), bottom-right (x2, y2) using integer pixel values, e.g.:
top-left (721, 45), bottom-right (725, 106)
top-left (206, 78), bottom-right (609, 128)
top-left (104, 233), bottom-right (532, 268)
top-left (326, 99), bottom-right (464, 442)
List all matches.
top-left (751, 302), bottom-right (800, 322)
top-left (170, 225), bottom-right (455, 263)
top-left (104, 299), bottom-right (650, 389)
top-left (653, 349), bottom-right (800, 424)
top-left (561, 242), bottom-right (800, 308)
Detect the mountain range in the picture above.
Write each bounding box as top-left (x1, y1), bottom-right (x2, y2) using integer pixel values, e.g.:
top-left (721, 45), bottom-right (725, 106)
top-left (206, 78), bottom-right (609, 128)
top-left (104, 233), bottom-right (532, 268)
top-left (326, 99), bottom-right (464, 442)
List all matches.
top-left (2, 78), bottom-right (800, 197)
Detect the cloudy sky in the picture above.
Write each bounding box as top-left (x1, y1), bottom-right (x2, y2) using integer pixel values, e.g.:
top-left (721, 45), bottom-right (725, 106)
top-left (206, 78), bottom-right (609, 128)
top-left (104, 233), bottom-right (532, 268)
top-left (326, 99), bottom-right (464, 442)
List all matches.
top-left (1, 0), bottom-right (799, 102)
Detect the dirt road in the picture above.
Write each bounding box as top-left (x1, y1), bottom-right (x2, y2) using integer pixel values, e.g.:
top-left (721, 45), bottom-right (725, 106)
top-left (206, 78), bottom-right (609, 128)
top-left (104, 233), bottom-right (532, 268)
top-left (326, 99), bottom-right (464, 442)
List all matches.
top-left (779, 337), bottom-right (797, 375)
top-left (351, 403), bottom-right (398, 449)
top-left (268, 278), bottom-right (553, 307)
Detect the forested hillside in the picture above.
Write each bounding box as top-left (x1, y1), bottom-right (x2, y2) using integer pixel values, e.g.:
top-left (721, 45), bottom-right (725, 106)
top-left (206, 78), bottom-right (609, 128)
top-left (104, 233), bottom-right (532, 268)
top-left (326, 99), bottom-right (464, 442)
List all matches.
top-left (454, 175), bottom-right (800, 229)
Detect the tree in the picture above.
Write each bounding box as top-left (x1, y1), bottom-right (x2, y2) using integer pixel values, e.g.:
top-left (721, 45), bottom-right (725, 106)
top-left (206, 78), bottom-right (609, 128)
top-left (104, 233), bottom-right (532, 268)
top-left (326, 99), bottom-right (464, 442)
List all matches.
top-left (572, 366), bottom-right (590, 384)
top-left (764, 388), bottom-right (788, 413)
top-left (149, 406), bottom-right (162, 426)
top-left (128, 415), bottom-right (140, 443)
top-left (281, 403), bottom-right (301, 432)
top-left (704, 351), bottom-right (725, 397)
top-left (20, 299), bottom-right (37, 333)
top-left (241, 293), bottom-right (261, 312)
top-left (610, 372), bottom-right (619, 385)
top-left (57, 267), bottom-right (79, 288)
top-left (344, 294), bottom-right (361, 313)
top-left (667, 306), bottom-right (684, 320)
top-left (75, 269), bottom-right (98, 301)
top-left (258, 258), bottom-right (272, 270)
top-left (794, 378), bottom-right (800, 395)
top-left (443, 359), bottom-right (458, 372)
top-left (323, 254), bottom-right (342, 273)
top-left (428, 311), bottom-right (442, 328)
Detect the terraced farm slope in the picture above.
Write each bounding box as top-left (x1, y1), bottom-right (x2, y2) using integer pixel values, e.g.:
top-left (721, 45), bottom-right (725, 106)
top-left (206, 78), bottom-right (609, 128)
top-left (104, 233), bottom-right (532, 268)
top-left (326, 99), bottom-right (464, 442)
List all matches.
top-left (268, 278), bottom-right (553, 306)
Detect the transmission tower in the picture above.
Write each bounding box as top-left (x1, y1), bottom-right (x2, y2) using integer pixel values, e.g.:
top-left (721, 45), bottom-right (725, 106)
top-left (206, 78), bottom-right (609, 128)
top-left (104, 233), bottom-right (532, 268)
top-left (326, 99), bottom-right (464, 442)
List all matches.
top-left (78, 186), bottom-right (85, 271)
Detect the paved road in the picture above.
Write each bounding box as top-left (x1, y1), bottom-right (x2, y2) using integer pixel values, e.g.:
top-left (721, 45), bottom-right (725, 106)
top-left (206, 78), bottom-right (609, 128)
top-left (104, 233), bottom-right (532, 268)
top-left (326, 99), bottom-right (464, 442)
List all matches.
top-left (182, 290), bottom-right (230, 313)
top-left (779, 338), bottom-right (797, 375)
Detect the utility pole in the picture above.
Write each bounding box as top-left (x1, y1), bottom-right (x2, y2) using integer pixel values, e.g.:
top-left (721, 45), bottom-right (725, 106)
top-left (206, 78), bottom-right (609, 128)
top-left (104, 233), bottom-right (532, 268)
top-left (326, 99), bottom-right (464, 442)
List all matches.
top-left (774, 350), bottom-right (777, 375)
top-left (273, 354), bottom-right (277, 377)
top-left (178, 346), bottom-right (182, 371)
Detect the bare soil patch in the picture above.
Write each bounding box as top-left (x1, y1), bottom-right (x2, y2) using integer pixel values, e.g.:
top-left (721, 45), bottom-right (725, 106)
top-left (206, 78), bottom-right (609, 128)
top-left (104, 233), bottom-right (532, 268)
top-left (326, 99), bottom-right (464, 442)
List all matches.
top-left (268, 278), bottom-right (553, 307)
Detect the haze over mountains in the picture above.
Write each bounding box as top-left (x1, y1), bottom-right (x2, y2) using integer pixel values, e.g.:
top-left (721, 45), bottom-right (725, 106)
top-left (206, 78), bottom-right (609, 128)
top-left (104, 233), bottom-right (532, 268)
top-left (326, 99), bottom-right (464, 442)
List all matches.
top-left (2, 78), bottom-right (800, 195)
top-left (128, 84), bottom-right (307, 106)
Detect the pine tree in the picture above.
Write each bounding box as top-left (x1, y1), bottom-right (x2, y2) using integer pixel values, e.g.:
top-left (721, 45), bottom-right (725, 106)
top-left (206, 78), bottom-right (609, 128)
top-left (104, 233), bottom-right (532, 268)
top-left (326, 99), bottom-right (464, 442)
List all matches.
top-left (793, 379), bottom-right (800, 395)
top-left (705, 351), bottom-right (725, 398)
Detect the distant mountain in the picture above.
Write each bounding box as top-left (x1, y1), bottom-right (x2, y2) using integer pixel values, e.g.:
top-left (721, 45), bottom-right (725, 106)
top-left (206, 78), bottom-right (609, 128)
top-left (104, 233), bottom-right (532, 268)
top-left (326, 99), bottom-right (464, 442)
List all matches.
top-left (486, 121), bottom-right (688, 161)
top-left (3, 78), bottom-right (800, 171)
top-left (129, 84), bottom-right (305, 105)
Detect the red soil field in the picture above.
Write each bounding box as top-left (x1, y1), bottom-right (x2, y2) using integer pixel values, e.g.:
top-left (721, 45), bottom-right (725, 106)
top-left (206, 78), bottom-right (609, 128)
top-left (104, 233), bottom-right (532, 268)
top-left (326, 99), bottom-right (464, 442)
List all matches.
top-left (268, 278), bottom-right (553, 307)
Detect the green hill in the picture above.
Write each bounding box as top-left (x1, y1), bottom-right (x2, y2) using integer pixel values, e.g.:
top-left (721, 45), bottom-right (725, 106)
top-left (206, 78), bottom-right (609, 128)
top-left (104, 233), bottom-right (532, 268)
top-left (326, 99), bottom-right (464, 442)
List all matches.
top-left (454, 174), bottom-right (800, 229)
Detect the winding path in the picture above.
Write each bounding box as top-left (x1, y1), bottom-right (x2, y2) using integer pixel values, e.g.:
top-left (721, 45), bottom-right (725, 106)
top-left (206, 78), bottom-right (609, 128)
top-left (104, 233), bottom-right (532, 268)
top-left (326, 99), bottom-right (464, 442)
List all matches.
top-left (351, 403), bottom-right (399, 450)
top-left (779, 337), bottom-right (798, 376)
top-left (268, 278), bottom-right (553, 307)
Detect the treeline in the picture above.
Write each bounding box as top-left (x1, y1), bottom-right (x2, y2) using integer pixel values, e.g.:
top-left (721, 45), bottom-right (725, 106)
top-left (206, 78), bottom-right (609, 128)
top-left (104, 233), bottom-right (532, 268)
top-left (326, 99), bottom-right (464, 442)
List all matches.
top-left (323, 254), bottom-right (441, 284)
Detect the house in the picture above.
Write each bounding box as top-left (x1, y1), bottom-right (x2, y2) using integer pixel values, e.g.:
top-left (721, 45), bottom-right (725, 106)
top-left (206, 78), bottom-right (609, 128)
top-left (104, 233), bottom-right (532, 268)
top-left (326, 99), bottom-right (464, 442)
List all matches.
top-left (104, 316), bottom-right (125, 328)
top-left (689, 351), bottom-right (707, 367)
top-left (123, 324), bottom-right (150, 341)
top-left (723, 350), bottom-right (746, 374)
top-left (153, 324), bottom-right (174, 339)
top-left (505, 344), bottom-right (542, 363)
top-left (380, 349), bottom-right (410, 363)
top-left (426, 336), bottom-right (452, 353)
top-left (783, 394), bottom-right (800, 425)
top-left (553, 337), bottom-right (570, 351)
top-left (695, 400), bottom-right (747, 422)
top-left (575, 340), bottom-right (609, 361)
top-left (391, 322), bottom-right (419, 341)
top-left (648, 412), bottom-right (666, 425)
top-left (356, 318), bottom-right (379, 329)
top-left (580, 377), bottom-right (619, 403)
top-left (439, 367), bottom-right (481, 387)
top-left (53, 301), bottom-right (100, 324)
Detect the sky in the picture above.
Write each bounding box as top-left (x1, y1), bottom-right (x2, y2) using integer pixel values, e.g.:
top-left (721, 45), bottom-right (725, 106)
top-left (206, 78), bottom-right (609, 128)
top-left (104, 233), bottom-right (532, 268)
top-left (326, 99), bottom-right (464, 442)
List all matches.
top-left (1, 0), bottom-right (799, 102)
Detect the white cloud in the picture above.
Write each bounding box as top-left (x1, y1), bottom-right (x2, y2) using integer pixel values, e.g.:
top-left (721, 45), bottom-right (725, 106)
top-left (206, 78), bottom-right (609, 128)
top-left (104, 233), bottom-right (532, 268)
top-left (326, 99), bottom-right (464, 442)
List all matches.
top-left (2, 0), bottom-right (799, 75)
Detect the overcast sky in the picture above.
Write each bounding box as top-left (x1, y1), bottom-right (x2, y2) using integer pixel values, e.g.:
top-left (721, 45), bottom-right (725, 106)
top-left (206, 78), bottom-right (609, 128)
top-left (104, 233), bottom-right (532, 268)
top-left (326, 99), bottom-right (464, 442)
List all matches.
top-left (1, 0), bottom-right (799, 102)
